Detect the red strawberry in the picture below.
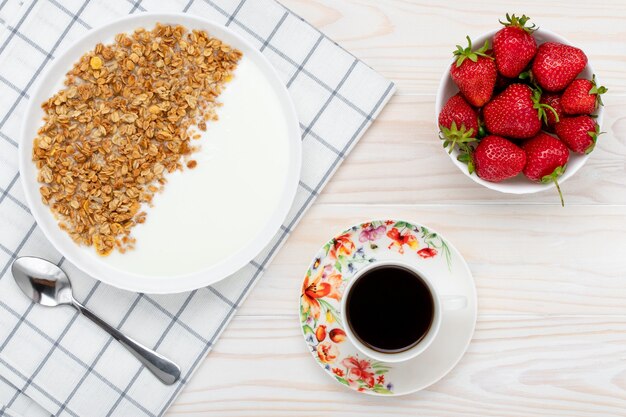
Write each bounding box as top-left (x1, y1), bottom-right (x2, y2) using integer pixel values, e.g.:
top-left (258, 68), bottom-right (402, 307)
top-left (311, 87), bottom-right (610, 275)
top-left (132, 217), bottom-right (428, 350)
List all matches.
top-left (493, 14), bottom-right (538, 78)
top-left (522, 132), bottom-right (570, 206)
top-left (539, 93), bottom-right (564, 132)
top-left (555, 115), bottom-right (602, 154)
top-left (532, 42), bottom-right (588, 92)
top-left (439, 93), bottom-right (480, 155)
top-left (438, 93), bottom-right (479, 134)
top-left (483, 84), bottom-right (555, 139)
top-left (561, 75), bottom-right (607, 115)
top-left (494, 73), bottom-right (515, 93)
top-left (450, 36), bottom-right (497, 107)
top-left (474, 135), bottom-right (526, 182)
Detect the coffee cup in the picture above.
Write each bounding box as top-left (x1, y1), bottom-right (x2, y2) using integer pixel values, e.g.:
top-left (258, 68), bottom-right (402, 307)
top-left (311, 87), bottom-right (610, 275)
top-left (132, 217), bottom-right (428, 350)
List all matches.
top-left (340, 260), bottom-right (467, 363)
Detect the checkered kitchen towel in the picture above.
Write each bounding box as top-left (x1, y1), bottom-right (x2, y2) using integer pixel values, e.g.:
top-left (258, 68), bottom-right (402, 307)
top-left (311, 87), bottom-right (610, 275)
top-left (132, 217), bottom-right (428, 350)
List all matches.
top-left (0, 0), bottom-right (394, 416)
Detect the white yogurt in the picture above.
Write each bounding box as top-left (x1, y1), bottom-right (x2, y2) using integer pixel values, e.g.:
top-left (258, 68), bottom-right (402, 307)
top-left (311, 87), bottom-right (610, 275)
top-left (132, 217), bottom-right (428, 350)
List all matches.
top-left (102, 57), bottom-right (290, 276)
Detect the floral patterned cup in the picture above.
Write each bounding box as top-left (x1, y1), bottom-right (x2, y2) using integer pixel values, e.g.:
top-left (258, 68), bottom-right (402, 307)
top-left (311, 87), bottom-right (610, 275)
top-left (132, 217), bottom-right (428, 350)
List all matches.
top-left (340, 260), bottom-right (466, 363)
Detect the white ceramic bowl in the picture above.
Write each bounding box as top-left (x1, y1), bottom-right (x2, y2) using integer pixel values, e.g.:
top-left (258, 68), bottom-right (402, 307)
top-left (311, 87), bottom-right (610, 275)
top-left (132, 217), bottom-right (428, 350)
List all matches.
top-left (19, 13), bottom-right (301, 294)
top-left (435, 29), bottom-right (604, 194)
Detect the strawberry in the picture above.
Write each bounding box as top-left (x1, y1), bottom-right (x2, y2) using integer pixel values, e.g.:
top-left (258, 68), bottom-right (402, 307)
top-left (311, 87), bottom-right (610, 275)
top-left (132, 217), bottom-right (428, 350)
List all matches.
top-left (473, 135), bottom-right (526, 182)
top-left (555, 115), bottom-right (602, 154)
top-left (483, 84), bottom-right (556, 139)
top-left (561, 74), bottom-right (607, 115)
top-left (494, 73), bottom-right (515, 93)
top-left (438, 93), bottom-right (479, 134)
top-left (539, 93), bottom-right (564, 132)
top-left (450, 36), bottom-right (497, 107)
top-left (532, 42), bottom-right (588, 92)
top-left (522, 132), bottom-right (570, 206)
top-left (493, 14), bottom-right (537, 78)
top-left (439, 93), bottom-right (480, 156)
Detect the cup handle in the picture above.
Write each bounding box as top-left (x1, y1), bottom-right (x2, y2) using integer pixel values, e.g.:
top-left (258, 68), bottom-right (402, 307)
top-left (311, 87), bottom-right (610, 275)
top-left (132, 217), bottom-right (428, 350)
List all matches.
top-left (441, 295), bottom-right (467, 311)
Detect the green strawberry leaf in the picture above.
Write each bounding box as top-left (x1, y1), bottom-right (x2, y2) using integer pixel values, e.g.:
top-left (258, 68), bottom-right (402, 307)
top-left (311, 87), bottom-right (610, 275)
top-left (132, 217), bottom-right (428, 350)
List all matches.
top-left (453, 36), bottom-right (492, 67)
top-left (455, 142), bottom-right (476, 175)
top-left (477, 117), bottom-right (487, 139)
top-left (499, 13), bottom-right (537, 33)
top-left (585, 124), bottom-right (604, 154)
top-left (439, 122), bottom-right (477, 154)
top-left (589, 74), bottom-right (608, 107)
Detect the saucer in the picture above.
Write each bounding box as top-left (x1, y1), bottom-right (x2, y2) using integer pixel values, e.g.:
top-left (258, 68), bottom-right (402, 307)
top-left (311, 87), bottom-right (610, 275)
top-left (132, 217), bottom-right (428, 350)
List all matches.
top-left (299, 219), bottom-right (477, 396)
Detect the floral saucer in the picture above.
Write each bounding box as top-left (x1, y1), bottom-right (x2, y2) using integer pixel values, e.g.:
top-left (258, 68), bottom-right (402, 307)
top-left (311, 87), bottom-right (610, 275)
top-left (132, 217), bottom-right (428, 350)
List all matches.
top-left (299, 220), bottom-right (477, 396)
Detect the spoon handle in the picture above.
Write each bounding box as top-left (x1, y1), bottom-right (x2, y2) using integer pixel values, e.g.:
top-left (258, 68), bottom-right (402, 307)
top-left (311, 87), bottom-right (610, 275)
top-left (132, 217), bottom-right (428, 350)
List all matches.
top-left (72, 299), bottom-right (181, 385)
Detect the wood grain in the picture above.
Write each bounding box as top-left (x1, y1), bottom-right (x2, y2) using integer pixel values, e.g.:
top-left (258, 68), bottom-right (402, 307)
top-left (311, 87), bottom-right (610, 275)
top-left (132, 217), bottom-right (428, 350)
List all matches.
top-left (167, 315), bottom-right (626, 417)
top-left (166, 0), bottom-right (626, 415)
top-left (238, 204), bottom-right (626, 317)
top-left (317, 95), bottom-right (626, 205)
top-left (281, 0), bottom-right (626, 95)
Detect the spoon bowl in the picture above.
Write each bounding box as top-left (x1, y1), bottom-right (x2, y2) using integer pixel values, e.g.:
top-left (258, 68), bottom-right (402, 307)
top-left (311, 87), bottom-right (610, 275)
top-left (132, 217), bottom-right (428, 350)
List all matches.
top-left (11, 256), bottom-right (181, 385)
top-left (12, 257), bottom-right (73, 307)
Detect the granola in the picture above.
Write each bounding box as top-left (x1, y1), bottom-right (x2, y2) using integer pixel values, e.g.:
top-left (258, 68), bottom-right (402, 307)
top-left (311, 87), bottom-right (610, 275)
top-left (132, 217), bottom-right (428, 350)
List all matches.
top-left (32, 23), bottom-right (242, 255)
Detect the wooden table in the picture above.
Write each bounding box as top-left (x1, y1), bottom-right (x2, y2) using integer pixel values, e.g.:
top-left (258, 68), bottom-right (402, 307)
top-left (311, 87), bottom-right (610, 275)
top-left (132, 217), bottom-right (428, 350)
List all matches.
top-left (167, 1), bottom-right (626, 415)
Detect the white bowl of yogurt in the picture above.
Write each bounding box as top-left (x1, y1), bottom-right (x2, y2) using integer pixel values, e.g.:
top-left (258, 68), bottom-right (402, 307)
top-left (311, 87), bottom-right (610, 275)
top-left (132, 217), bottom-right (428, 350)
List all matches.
top-left (20, 13), bottom-right (301, 293)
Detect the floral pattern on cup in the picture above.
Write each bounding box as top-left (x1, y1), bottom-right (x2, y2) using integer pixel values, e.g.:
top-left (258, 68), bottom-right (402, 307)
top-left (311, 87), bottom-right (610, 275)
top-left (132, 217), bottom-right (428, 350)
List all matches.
top-left (299, 220), bottom-right (452, 394)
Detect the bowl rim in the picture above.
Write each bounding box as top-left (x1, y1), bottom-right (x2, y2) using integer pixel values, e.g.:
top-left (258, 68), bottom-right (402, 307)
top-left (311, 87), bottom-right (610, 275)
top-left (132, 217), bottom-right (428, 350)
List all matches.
top-left (19, 12), bottom-right (302, 294)
top-left (435, 28), bottom-right (604, 195)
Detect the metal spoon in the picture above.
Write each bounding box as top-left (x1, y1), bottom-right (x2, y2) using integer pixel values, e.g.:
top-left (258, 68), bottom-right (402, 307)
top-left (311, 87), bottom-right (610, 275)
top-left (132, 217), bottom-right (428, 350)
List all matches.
top-left (11, 256), bottom-right (181, 385)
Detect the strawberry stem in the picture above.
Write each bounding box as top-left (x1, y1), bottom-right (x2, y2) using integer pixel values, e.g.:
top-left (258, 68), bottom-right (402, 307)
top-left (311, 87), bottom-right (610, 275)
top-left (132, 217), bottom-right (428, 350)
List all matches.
top-left (540, 165), bottom-right (566, 207)
top-left (532, 87), bottom-right (559, 124)
top-left (499, 13), bottom-right (537, 33)
top-left (453, 36), bottom-right (493, 67)
top-left (552, 177), bottom-right (564, 207)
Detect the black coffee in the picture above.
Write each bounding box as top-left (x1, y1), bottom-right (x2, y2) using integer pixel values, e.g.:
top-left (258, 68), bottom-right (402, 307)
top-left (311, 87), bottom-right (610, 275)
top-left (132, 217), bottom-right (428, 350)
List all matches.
top-left (346, 265), bottom-right (434, 353)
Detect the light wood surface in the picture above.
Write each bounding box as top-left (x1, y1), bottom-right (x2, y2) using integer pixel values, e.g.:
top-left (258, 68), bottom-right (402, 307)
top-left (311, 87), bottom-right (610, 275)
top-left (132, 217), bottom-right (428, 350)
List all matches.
top-left (167, 0), bottom-right (626, 415)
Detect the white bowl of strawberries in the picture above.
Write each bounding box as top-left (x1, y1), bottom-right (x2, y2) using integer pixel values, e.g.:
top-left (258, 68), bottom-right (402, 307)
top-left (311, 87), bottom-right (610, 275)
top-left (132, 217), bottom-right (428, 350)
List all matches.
top-left (436, 14), bottom-right (606, 204)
